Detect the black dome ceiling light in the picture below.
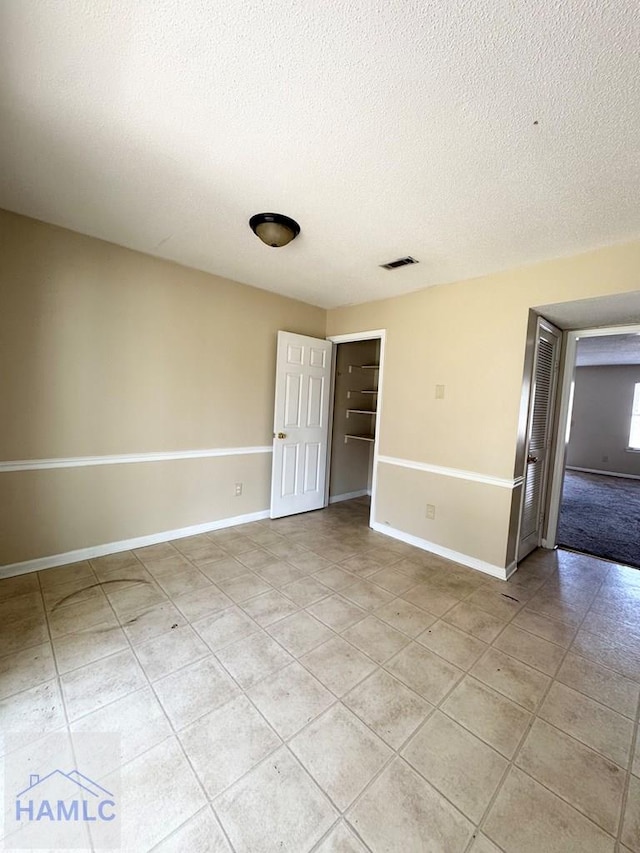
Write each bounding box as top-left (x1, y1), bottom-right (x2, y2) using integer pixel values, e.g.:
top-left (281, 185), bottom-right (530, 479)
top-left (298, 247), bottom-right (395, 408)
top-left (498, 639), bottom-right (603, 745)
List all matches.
top-left (249, 212), bottom-right (300, 247)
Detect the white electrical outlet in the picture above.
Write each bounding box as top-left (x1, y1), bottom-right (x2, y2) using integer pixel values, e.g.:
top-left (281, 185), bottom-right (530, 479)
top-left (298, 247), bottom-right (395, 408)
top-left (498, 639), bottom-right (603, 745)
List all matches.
top-left (234, 483), bottom-right (243, 496)
top-left (435, 384), bottom-right (445, 399)
top-left (426, 503), bottom-right (436, 519)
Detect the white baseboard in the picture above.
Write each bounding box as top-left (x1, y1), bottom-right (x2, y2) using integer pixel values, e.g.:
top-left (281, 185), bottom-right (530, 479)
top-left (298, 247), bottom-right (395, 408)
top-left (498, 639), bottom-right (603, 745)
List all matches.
top-left (566, 466), bottom-right (640, 482)
top-left (329, 489), bottom-right (369, 504)
top-left (504, 560), bottom-right (519, 579)
top-left (0, 509), bottom-right (271, 580)
top-left (371, 521), bottom-right (510, 580)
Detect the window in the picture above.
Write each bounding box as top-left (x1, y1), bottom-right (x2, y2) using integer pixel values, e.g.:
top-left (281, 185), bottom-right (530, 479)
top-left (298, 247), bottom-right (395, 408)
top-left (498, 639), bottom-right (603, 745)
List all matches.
top-left (629, 383), bottom-right (640, 450)
top-left (565, 381), bottom-right (575, 444)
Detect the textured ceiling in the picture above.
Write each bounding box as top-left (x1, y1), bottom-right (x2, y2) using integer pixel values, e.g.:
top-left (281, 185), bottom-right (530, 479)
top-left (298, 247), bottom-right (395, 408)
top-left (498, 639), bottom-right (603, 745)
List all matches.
top-left (576, 334), bottom-right (640, 366)
top-left (1, 1), bottom-right (639, 308)
top-left (537, 292), bottom-right (640, 330)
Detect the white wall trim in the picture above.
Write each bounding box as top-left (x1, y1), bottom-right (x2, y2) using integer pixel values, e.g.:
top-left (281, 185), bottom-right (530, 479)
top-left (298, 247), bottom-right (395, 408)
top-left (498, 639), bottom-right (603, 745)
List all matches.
top-left (566, 465), bottom-right (640, 482)
top-left (329, 489), bottom-right (369, 504)
top-left (327, 329), bottom-right (386, 344)
top-left (0, 446), bottom-right (273, 473)
top-left (0, 509), bottom-right (271, 579)
top-left (371, 520), bottom-right (512, 580)
top-left (504, 560), bottom-right (519, 580)
top-left (377, 455), bottom-right (523, 489)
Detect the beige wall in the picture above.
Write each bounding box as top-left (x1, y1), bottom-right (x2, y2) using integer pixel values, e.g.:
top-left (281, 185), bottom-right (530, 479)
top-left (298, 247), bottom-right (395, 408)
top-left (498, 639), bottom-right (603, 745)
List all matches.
top-left (567, 365), bottom-right (640, 476)
top-left (1, 455), bottom-right (273, 566)
top-left (0, 209), bottom-right (325, 566)
top-left (4, 206), bottom-right (640, 574)
top-left (327, 239), bottom-right (640, 571)
top-left (1, 210), bottom-right (325, 459)
top-left (375, 463), bottom-right (514, 568)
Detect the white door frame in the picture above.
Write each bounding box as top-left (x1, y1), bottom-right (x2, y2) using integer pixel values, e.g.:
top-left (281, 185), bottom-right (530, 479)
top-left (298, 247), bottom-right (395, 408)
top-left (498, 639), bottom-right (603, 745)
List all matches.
top-left (325, 329), bottom-right (387, 528)
top-left (543, 322), bottom-right (640, 548)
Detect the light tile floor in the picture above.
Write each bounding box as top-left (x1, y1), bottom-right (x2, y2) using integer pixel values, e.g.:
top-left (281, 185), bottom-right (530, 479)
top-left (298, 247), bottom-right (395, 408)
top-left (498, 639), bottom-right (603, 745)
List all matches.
top-left (1, 498), bottom-right (640, 851)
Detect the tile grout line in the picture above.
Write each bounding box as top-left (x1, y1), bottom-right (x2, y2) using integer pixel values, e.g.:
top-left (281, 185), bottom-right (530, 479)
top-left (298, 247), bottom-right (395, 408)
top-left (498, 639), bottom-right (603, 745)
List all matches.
top-left (615, 662), bottom-right (640, 849)
top-left (170, 515), bottom-right (479, 840)
top-left (84, 563), bottom-right (241, 853)
top-left (308, 818), bottom-right (373, 853)
top-left (36, 565), bottom-right (95, 852)
top-left (48, 535), bottom-right (359, 720)
top-left (0, 539), bottom-right (534, 746)
top-left (122, 519), bottom-right (389, 846)
top-left (75, 532), bottom-right (636, 844)
top-left (2, 506), bottom-right (359, 847)
top-left (146, 804), bottom-right (223, 852)
top-left (333, 592), bottom-right (513, 845)
top-left (0, 544), bottom-right (616, 694)
top-left (337, 564), bottom-right (542, 841)
top-left (464, 565), bottom-right (615, 851)
top-left (200, 511), bottom-right (393, 847)
top-left (5, 509), bottom-right (640, 852)
top-left (315, 556), bottom-right (619, 850)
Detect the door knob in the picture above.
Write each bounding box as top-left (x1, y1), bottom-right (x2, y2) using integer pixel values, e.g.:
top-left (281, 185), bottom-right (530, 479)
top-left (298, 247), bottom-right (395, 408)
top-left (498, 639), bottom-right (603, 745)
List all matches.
top-left (527, 454), bottom-right (538, 464)
top-left (276, 432), bottom-right (287, 439)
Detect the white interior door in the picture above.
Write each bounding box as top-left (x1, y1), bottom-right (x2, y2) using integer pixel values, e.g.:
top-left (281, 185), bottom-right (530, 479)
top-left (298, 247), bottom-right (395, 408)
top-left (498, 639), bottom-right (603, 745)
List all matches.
top-left (270, 331), bottom-right (333, 519)
top-left (518, 318), bottom-right (561, 561)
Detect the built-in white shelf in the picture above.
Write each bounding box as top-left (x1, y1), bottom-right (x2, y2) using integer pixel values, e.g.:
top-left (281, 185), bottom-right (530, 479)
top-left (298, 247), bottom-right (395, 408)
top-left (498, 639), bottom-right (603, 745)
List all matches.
top-left (345, 362), bottom-right (378, 445)
top-left (348, 364), bottom-right (380, 373)
top-left (347, 390), bottom-right (378, 399)
top-left (346, 409), bottom-right (376, 418)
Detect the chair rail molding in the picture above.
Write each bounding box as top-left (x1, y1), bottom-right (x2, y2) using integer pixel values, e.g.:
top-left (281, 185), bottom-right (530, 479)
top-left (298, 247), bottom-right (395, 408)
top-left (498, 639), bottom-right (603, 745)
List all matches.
top-left (377, 455), bottom-right (523, 489)
top-left (0, 446), bottom-right (273, 473)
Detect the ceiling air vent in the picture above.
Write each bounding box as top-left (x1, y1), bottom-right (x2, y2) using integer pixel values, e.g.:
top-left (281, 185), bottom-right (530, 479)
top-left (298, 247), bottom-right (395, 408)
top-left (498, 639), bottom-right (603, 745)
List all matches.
top-left (380, 256), bottom-right (419, 270)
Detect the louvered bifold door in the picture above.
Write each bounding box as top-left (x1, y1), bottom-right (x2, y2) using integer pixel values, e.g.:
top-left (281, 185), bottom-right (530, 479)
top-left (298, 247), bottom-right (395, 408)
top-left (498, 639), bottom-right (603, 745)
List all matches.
top-left (518, 320), bottom-right (561, 561)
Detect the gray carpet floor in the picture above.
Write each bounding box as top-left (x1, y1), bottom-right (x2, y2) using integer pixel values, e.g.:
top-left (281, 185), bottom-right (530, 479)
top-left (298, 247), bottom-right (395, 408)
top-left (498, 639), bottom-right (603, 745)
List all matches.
top-left (557, 469), bottom-right (640, 568)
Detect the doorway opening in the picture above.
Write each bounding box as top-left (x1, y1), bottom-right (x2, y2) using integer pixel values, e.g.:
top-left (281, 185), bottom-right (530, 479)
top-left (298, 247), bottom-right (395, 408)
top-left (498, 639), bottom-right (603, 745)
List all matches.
top-left (552, 330), bottom-right (640, 568)
top-left (513, 292), bottom-right (640, 573)
top-left (326, 331), bottom-right (385, 529)
top-left (514, 311), bottom-right (640, 571)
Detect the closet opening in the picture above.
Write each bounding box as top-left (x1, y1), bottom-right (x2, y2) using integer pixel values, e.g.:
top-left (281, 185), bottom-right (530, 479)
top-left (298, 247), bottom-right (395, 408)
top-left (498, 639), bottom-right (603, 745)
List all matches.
top-left (325, 331), bottom-right (385, 526)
